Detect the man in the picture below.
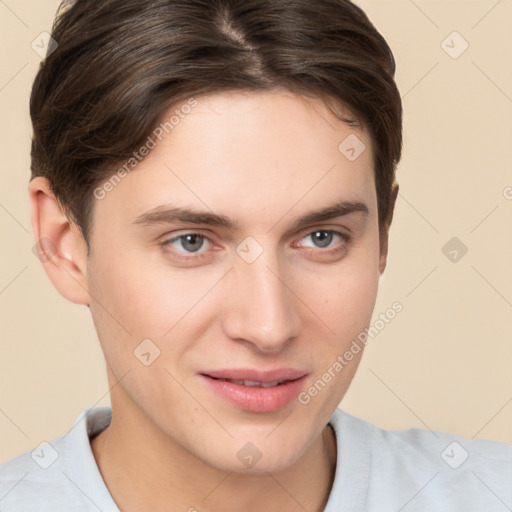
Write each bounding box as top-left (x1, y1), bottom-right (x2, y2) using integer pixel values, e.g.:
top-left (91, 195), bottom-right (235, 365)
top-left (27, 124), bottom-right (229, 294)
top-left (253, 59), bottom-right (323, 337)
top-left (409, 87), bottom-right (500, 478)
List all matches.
top-left (1, 1), bottom-right (511, 510)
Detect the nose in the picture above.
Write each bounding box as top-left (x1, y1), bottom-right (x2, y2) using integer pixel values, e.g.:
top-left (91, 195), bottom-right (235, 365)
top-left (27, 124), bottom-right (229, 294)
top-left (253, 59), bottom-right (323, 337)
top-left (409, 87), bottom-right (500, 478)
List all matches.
top-left (221, 250), bottom-right (302, 353)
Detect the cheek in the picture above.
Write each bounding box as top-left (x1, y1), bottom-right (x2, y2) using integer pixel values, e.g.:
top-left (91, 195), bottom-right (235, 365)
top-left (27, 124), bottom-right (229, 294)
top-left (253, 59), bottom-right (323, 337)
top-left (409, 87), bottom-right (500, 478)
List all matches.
top-left (296, 235), bottom-right (380, 400)
top-left (300, 241), bottom-right (380, 341)
top-left (333, 262), bottom-right (379, 331)
top-left (86, 246), bottom-right (223, 366)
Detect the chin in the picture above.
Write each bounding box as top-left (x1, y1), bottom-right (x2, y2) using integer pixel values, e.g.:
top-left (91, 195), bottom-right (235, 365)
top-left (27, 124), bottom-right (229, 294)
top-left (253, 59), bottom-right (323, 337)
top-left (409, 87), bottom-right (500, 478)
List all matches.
top-left (198, 431), bottom-right (311, 475)
top-left (213, 451), bottom-right (302, 475)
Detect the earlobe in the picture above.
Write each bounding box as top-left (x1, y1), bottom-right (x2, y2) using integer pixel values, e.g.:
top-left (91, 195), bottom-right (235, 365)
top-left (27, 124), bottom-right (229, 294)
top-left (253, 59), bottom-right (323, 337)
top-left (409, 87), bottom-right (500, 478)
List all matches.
top-left (29, 177), bottom-right (90, 306)
top-left (378, 182), bottom-right (399, 275)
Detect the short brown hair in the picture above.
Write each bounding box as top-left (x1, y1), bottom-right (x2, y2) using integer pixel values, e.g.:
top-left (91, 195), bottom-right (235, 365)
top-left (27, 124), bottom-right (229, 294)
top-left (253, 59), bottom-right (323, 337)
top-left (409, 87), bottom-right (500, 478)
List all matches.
top-left (30, 0), bottom-right (402, 246)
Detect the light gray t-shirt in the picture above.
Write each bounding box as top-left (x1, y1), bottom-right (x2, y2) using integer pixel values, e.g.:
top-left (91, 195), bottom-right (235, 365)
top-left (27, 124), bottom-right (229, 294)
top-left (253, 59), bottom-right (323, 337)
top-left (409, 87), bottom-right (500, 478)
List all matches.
top-left (1, 406), bottom-right (511, 511)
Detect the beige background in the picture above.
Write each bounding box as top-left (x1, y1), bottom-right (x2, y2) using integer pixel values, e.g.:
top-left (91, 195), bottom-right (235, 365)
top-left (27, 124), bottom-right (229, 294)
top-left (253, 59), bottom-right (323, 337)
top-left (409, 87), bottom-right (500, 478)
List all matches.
top-left (1, 0), bottom-right (511, 462)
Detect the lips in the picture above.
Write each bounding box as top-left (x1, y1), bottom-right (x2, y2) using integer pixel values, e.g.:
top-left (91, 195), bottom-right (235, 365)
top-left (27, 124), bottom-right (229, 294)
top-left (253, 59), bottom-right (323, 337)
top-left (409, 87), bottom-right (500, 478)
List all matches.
top-left (199, 368), bottom-right (308, 413)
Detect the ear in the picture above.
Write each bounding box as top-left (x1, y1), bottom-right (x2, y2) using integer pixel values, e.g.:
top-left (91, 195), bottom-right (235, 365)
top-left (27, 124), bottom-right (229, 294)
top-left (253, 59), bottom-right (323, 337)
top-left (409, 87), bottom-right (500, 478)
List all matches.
top-left (29, 176), bottom-right (90, 305)
top-left (378, 182), bottom-right (399, 275)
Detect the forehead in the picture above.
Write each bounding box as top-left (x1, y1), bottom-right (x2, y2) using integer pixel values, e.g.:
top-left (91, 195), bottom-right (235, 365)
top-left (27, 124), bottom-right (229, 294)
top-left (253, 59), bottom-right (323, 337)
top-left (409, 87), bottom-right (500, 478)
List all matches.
top-left (94, 89), bottom-right (376, 229)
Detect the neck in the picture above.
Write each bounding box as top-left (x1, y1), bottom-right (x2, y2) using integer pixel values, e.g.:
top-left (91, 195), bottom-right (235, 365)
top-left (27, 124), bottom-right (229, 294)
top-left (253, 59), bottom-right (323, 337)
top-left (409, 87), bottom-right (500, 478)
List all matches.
top-left (91, 381), bottom-right (337, 512)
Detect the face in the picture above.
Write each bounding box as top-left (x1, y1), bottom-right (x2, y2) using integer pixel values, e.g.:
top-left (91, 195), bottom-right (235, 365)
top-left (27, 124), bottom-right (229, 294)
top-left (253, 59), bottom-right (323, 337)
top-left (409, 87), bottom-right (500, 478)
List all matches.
top-left (85, 88), bottom-right (384, 472)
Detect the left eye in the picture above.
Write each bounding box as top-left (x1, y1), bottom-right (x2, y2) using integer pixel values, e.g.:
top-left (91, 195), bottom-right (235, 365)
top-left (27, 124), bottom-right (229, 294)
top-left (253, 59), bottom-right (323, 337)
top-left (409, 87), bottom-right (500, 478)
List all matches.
top-left (300, 230), bottom-right (345, 249)
top-left (167, 233), bottom-right (210, 253)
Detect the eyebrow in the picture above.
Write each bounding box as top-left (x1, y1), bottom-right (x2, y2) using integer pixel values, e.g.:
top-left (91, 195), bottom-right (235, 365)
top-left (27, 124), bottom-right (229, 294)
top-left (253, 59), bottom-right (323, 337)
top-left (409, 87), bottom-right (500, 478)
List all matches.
top-left (132, 200), bottom-right (369, 232)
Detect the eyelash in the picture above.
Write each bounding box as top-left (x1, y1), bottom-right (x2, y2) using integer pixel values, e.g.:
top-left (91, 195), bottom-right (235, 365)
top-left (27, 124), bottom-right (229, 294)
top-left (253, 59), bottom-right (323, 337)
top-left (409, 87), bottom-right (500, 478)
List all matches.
top-left (160, 229), bottom-right (351, 261)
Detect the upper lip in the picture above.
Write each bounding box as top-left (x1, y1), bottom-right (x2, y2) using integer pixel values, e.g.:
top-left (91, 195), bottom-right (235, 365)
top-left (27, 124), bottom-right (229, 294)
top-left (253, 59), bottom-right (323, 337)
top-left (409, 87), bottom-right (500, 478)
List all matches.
top-left (200, 368), bottom-right (308, 383)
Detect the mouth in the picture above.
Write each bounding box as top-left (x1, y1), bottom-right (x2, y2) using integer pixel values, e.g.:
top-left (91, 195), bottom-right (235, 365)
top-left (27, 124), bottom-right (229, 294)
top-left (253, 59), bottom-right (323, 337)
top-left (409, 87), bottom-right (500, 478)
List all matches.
top-left (199, 368), bottom-right (308, 413)
top-left (207, 377), bottom-right (292, 388)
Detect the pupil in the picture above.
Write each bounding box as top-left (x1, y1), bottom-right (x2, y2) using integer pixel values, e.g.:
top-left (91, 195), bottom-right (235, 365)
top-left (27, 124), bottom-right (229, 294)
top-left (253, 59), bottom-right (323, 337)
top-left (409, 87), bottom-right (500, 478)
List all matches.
top-left (313, 231), bottom-right (332, 248)
top-left (182, 234), bottom-right (203, 252)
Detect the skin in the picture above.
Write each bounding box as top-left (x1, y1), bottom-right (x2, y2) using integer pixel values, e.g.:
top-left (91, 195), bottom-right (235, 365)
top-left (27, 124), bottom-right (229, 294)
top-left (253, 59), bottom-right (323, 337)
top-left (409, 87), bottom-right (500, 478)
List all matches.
top-left (29, 88), bottom-right (397, 512)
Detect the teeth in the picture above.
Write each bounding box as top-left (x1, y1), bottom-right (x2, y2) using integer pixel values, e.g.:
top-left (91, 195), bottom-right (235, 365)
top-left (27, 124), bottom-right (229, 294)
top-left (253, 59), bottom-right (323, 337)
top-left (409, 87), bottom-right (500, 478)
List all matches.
top-left (260, 380), bottom-right (281, 388)
top-left (239, 380), bottom-right (263, 387)
top-left (222, 379), bottom-right (285, 387)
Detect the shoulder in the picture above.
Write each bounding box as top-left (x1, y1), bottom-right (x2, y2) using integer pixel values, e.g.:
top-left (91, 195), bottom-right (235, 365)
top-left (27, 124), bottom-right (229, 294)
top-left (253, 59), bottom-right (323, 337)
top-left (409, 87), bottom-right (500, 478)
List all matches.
top-left (330, 407), bottom-right (512, 465)
top-left (0, 435), bottom-right (83, 511)
top-left (326, 408), bottom-right (512, 511)
top-left (0, 407), bottom-right (115, 512)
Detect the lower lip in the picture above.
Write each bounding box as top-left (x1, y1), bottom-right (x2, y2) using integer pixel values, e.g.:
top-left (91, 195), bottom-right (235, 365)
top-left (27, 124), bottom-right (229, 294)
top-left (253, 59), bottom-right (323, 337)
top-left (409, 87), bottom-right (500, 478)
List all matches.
top-left (199, 374), bottom-right (308, 413)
